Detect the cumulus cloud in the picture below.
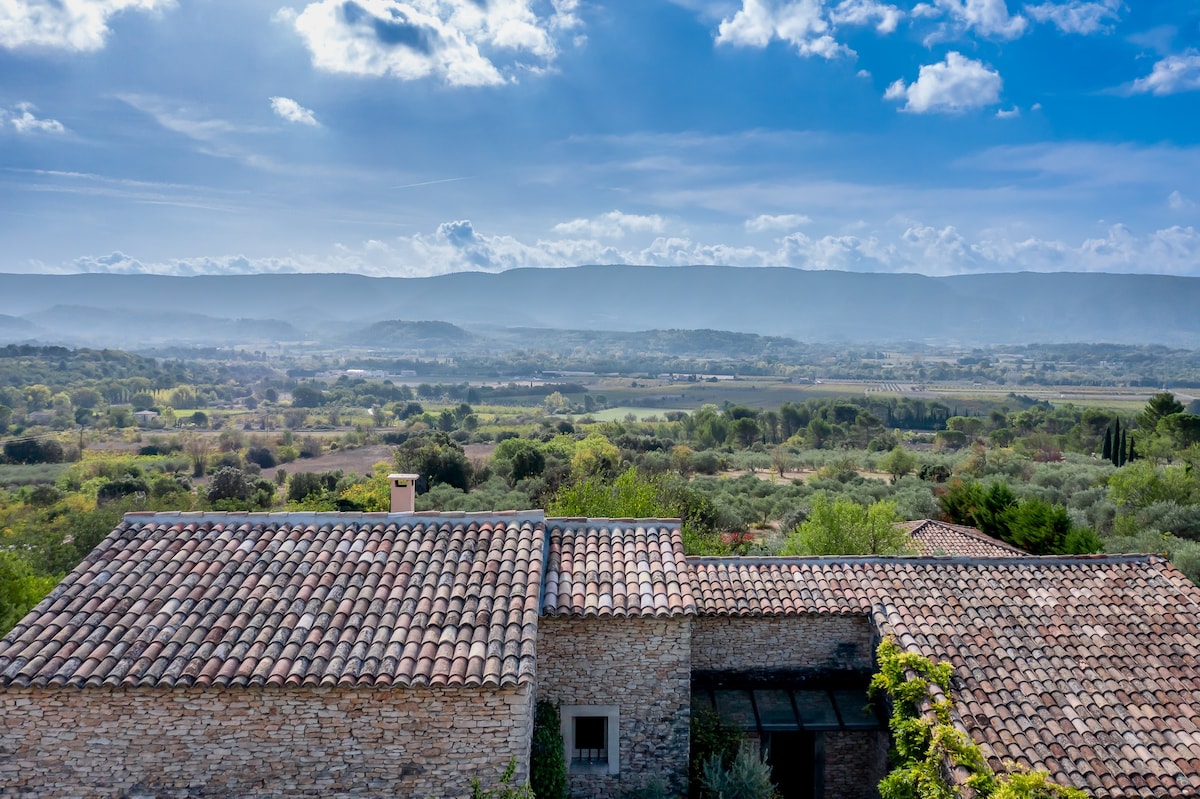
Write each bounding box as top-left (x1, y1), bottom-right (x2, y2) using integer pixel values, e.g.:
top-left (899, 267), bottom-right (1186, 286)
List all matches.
top-left (269, 96), bottom-right (320, 126)
top-left (745, 213), bottom-right (812, 232)
top-left (914, 0), bottom-right (1027, 41)
top-left (1024, 0), bottom-right (1121, 35)
top-left (552, 210), bottom-right (666, 239)
top-left (56, 217), bottom-right (1200, 277)
top-left (828, 0), bottom-right (902, 34)
top-left (715, 0), bottom-right (901, 59)
top-left (1130, 51), bottom-right (1200, 96)
top-left (67, 251), bottom-right (301, 276)
top-left (885, 52), bottom-right (1002, 114)
top-left (3, 102), bottom-right (65, 134)
top-left (995, 105), bottom-right (1019, 118)
top-left (0, 0), bottom-right (174, 52)
top-left (286, 0), bottom-right (581, 87)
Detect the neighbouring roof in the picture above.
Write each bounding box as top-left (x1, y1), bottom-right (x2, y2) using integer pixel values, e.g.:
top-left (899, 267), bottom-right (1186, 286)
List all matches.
top-left (901, 519), bottom-right (1027, 557)
top-left (541, 518), bottom-right (695, 618)
top-left (690, 555), bottom-right (1200, 799)
top-left (0, 511), bottom-right (545, 689)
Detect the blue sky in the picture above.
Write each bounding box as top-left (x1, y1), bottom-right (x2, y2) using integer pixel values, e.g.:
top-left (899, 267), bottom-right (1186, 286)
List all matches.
top-left (1, 0), bottom-right (1199, 277)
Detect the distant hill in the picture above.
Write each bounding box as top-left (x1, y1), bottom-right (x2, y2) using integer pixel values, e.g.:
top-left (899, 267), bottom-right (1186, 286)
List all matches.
top-left (342, 320), bottom-right (473, 348)
top-left (18, 305), bottom-right (303, 347)
top-left (0, 314), bottom-right (36, 338)
top-left (1, 266), bottom-right (1198, 346)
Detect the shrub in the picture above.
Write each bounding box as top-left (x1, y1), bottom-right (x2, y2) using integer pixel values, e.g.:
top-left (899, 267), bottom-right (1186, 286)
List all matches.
top-left (470, 758), bottom-right (535, 799)
top-left (530, 701), bottom-right (567, 799)
top-left (701, 745), bottom-right (779, 799)
top-left (689, 706), bottom-right (743, 799)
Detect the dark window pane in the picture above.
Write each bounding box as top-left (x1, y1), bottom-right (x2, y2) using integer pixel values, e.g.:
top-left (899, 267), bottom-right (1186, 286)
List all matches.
top-left (792, 691), bottom-right (839, 729)
top-left (754, 690), bottom-right (800, 731)
top-left (573, 715), bottom-right (608, 766)
top-left (713, 689), bottom-right (758, 729)
top-left (832, 689), bottom-right (881, 729)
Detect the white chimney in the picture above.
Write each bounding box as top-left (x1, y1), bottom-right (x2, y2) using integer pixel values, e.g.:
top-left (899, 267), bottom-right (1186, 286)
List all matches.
top-left (388, 473), bottom-right (418, 513)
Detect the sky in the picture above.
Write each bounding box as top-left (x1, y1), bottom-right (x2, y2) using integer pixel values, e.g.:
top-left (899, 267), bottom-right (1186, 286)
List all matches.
top-left (1, 0), bottom-right (1199, 278)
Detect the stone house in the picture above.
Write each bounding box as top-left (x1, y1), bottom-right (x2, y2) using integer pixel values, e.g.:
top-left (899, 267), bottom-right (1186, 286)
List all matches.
top-left (3, 510), bottom-right (1200, 799)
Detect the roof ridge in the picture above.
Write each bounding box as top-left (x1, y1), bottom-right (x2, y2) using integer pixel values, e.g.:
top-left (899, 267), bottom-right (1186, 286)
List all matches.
top-left (546, 517), bottom-right (682, 524)
top-left (122, 510), bottom-right (547, 525)
top-left (687, 553), bottom-right (1160, 567)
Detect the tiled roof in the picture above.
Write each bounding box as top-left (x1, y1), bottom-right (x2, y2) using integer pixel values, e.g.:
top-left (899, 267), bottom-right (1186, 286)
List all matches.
top-left (0, 511), bottom-right (545, 689)
top-left (541, 518), bottom-right (695, 618)
top-left (689, 554), bottom-right (1200, 799)
top-left (901, 519), bottom-right (1027, 557)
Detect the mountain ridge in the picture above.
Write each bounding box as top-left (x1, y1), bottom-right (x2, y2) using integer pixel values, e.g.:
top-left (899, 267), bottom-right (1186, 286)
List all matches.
top-left (0, 266), bottom-right (1197, 346)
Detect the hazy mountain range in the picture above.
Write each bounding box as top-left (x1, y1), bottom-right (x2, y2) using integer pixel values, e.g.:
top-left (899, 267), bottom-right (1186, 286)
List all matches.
top-left (0, 266), bottom-right (1197, 348)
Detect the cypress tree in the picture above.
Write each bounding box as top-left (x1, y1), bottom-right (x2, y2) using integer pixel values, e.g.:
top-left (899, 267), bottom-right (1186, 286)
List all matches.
top-left (1111, 418), bottom-right (1122, 466)
top-left (1102, 427), bottom-right (1112, 462)
top-left (1128, 435), bottom-right (1137, 463)
top-left (1118, 429), bottom-right (1128, 466)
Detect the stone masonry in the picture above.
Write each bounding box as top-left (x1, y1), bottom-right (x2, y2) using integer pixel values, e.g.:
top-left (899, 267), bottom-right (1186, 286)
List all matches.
top-left (536, 616), bottom-right (691, 799)
top-left (0, 684), bottom-right (533, 799)
top-left (824, 730), bottom-right (889, 799)
top-left (690, 614), bottom-right (876, 674)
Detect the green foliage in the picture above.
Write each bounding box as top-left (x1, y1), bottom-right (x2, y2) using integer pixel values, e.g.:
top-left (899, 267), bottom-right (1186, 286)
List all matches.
top-left (1107, 461), bottom-right (1198, 509)
top-left (871, 638), bottom-right (1087, 799)
top-left (530, 701), bottom-right (567, 799)
top-left (395, 432), bottom-right (473, 493)
top-left (548, 467), bottom-right (665, 519)
top-left (689, 706), bottom-right (745, 799)
top-left (470, 758), bottom-right (535, 799)
top-left (781, 493), bottom-right (912, 556)
top-left (0, 550), bottom-right (57, 636)
top-left (620, 777), bottom-right (670, 799)
top-left (700, 745), bottom-right (779, 799)
top-left (879, 446), bottom-right (918, 484)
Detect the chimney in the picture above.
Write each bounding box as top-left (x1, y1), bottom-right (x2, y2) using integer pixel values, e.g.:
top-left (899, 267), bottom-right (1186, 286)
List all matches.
top-left (388, 473), bottom-right (418, 513)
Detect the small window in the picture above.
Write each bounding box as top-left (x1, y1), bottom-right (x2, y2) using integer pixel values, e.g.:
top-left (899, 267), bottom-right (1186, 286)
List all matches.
top-left (561, 705), bottom-right (619, 775)
top-left (572, 716), bottom-right (608, 766)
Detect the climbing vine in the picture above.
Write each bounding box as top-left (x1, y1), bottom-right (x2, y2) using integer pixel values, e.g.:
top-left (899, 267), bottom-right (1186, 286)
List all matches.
top-left (870, 638), bottom-right (1087, 799)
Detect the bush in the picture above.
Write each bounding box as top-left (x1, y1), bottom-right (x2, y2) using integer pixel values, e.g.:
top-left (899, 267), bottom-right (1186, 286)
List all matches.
top-left (471, 759), bottom-right (535, 799)
top-left (701, 745), bottom-right (779, 799)
top-left (689, 706), bottom-right (743, 799)
top-left (530, 701), bottom-right (567, 799)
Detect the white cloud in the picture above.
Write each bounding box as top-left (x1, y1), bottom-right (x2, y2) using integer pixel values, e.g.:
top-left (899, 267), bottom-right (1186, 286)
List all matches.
top-left (67, 251), bottom-right (301, 276)
top-left (4, 102), bottom-right (65, 134)
top-left (552, 210), bottom-right (665, 239)
top-left (885, 52), bottom-right (1002, 114)
top-left (716, 0), bottom-right (848, 58)
top-left (917, 0), bottom-right (1027, 40)
top-left (745, 213), bottom-right (812, 232)
top-left (713, 0), bottom-right (902, 58)
top-left (55, 217), bottom-right (1200, 277)
top-left (1024, 0), bottom-right (1121, 35)
top-left (1169, 190), bottom-right (1195, 212)
top-left (995, 105), bottom-right (1019, 118)
top-left (287, 0), bottom-right (580, 87)
top-left (269, 96), bottom-right (320, 126)
top-left (828, 0), bottom-right (902, 34)
top-left (0, 0), bottom-right (173, 52)
top-left (1130, 51), bottom-right (1200, 96)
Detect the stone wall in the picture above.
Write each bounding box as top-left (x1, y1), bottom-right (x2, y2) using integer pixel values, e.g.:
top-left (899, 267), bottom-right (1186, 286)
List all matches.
top-left (537, 616), bottom-right (691, 799)
top-left (0, 684), bottom-right (533, 799)
top-left (824, 730), bottom-right (889, 799)
top-left (691, 614), bottom-right (875, 674)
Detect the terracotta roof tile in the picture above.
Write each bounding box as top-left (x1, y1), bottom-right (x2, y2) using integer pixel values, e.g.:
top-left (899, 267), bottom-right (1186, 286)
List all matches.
top-left (0, 512), bottom-right (545, 689)
top-left (541, 519), bottom-right (695, 618)
top-left (689, 554), bottom-right (1200, 799)
top-left (901, 519), bottom-right (1027, 557)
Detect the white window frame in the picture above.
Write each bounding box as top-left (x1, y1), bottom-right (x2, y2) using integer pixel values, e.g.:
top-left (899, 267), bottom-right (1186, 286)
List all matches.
top-left (560, 705), bottom-right (620, 776)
